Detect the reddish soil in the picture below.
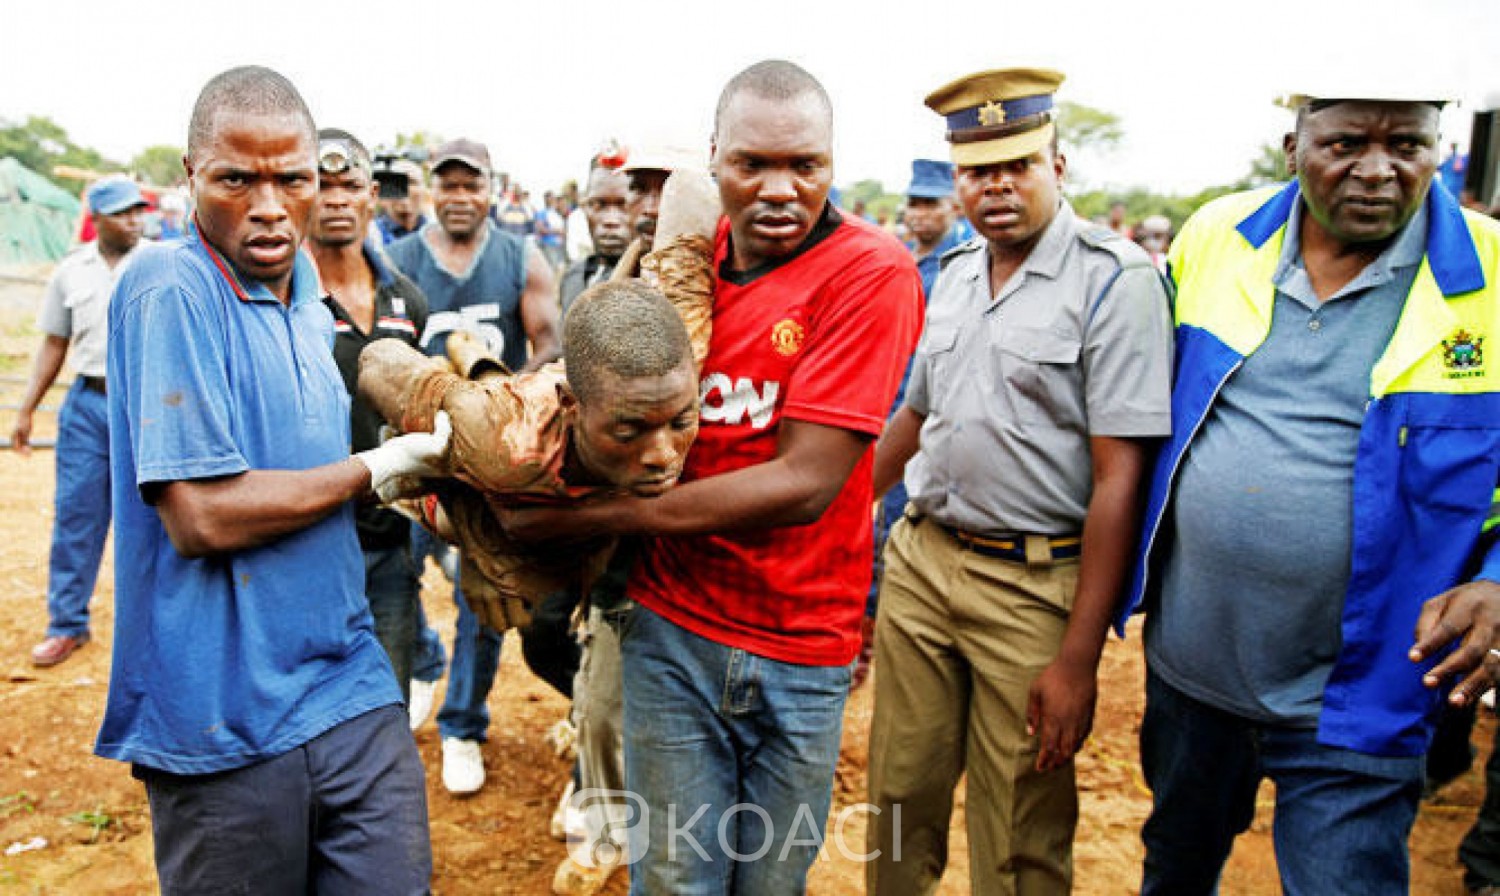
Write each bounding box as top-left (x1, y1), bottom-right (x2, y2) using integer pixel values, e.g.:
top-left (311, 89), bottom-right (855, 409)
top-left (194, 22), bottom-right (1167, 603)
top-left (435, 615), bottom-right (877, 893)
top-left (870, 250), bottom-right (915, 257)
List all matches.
top-left (0, 285), bottom-right (1483, 894)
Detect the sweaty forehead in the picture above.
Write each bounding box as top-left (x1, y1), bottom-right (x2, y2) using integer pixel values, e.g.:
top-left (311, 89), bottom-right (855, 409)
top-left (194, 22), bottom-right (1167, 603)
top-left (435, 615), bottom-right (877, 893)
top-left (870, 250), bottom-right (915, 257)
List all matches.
top-left (718, 92), bottom-right (831, 153)
top-left (198, 112), bottom-right (314, 162)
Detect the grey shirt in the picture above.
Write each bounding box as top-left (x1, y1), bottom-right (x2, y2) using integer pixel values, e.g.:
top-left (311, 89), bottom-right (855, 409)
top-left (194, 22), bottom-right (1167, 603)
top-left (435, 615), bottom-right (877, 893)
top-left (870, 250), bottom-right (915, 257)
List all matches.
top-left (1146, 200), bottom-right (1427, 725)
top-left (904, 203), bottom-right (1174, 535)
top-left (39, 241), bottom-right (139, 377)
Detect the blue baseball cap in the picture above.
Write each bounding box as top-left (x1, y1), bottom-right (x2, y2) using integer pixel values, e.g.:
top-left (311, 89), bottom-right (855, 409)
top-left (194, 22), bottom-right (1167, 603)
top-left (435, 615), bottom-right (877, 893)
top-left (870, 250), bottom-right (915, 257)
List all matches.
top-left (906, 159), bottom-right (954, 199)
top-left (87, 178), bottom-right (147, 216)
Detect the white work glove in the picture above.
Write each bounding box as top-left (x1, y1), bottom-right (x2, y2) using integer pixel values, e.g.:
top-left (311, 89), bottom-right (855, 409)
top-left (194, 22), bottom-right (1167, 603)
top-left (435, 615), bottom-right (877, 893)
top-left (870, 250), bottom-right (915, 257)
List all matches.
top-left (355, 411), bottom-right (452, 503)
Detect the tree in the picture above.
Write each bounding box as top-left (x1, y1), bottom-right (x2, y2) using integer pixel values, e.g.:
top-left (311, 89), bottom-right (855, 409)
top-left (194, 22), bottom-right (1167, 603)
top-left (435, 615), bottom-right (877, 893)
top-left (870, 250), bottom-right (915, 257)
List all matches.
top-left (130, 144), bottom-right (186, 187)
top-left (1236, 142), bottom-right (1287, 189)
top-left (838, 178), bottom-right (902, 224)
top-left (0, 115), bottom-right (119, 188)
top-left (1054, 101), bottom-right (1124, 154)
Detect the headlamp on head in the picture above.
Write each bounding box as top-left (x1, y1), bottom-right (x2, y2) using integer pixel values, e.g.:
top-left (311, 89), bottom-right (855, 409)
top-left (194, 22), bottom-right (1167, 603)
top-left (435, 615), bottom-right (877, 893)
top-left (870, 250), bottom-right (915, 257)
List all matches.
top-left (318, 139), bottom-right (371, 177)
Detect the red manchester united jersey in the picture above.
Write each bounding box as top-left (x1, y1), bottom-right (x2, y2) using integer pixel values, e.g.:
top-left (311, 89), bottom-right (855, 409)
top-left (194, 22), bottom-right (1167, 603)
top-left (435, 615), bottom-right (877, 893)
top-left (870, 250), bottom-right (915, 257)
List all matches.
top-left (629, 209), bottom-right (924, 665)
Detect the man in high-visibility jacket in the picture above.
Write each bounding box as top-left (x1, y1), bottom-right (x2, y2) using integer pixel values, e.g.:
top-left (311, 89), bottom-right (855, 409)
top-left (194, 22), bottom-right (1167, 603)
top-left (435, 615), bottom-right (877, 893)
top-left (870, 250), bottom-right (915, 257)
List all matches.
top-left (1121, 85), bottom-right (1500, 895)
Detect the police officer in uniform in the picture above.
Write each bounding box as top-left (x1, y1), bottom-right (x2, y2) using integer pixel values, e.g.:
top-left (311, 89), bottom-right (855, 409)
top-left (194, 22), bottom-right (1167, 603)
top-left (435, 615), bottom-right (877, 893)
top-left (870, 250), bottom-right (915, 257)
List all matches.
top-left (867, 67), bottom-right (1174, 894)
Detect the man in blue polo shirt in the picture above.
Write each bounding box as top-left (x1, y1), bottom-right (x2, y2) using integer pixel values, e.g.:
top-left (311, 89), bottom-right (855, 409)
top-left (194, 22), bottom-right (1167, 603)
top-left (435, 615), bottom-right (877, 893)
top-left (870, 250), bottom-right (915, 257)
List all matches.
top-left (98, 66), bottom-right (446, 894)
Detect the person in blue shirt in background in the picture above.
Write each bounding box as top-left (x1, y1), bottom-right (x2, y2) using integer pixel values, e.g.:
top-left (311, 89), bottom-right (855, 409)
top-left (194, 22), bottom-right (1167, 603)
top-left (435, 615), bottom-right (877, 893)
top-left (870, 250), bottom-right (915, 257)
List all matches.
top-left (853, 159), bottom-right (966, 688)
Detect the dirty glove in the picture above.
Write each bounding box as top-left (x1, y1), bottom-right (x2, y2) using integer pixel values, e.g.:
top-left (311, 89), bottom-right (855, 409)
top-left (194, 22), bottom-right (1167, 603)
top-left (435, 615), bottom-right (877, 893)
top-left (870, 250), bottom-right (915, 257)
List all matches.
top-left (653, 168), bottom-right (721, 247)
top-left (356, 411), bottom-right (452, 503)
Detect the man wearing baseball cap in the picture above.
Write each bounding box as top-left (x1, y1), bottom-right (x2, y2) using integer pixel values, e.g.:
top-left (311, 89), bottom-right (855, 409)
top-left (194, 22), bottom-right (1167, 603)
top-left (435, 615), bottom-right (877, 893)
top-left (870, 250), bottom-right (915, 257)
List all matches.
top-left (1119, 84), bottom-right (1500, 893)
top-left (904, 158), bottom-right (966, 297)
top-left (868, 67), bottom-right (1173, 893)
top-left (15, 176), bottom-right (148, 667)
top-left (386, 135), bottom-right (561, 795)
top-left (621, 143), bottom-right (704, 255)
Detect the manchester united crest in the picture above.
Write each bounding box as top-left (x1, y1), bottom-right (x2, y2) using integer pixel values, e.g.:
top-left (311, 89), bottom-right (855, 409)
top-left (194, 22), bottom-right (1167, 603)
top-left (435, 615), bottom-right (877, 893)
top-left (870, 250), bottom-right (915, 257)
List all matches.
top-left (1442, 328), bottom-right (1485, 379)
top-left (771, 319), bottom-right (806, 357)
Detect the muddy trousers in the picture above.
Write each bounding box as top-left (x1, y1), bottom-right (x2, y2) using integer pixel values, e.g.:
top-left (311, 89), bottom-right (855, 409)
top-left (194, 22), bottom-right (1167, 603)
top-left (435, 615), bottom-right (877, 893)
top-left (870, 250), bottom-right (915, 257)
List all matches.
top-left (867, 516), bottom-right (1079, 896)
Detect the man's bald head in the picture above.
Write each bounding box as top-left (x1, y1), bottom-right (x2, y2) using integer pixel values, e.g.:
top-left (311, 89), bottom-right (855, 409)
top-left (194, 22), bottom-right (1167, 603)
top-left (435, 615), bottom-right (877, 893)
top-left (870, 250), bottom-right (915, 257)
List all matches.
top-left (187, 65), bottom-right (316, 163)
top-left (713, 59), bottom-right (832, 141)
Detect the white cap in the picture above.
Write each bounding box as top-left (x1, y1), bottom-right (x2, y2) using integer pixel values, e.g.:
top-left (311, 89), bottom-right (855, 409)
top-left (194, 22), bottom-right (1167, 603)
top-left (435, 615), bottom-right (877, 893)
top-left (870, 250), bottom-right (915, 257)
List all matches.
top-left (1277, 77), bottom-right (1458, 110)
top-left (622, 143), bottom-right (705, 175)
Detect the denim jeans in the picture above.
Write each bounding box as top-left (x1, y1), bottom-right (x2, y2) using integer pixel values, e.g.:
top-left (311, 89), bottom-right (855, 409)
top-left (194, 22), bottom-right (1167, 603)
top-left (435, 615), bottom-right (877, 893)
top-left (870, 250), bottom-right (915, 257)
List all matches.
top-left (621, 602), bottom-right (852, 895)
top-left (410, 598), bottom-right (446, 683)
top-left (409, 523), bottom-right (447, 683)
top-left (408, 523), bottom-right (500, 741)
top-left (46, 381), bottom-right (111, 638)
top-left (1140, 669), bottom-right (1423, 896)
top-left (363, 544), bottom-right (420, 704)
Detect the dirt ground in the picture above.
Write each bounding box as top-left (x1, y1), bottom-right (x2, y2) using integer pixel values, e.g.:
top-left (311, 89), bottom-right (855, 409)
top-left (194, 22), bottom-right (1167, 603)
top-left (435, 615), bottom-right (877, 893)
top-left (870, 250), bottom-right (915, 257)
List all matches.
top-left (0, 277), bottom-right (1486, 894)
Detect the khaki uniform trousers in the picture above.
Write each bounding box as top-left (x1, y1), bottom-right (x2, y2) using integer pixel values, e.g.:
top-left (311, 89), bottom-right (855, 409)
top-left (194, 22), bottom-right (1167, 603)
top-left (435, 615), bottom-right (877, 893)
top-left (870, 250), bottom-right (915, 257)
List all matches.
top-left (867, 515), bottom-right (1080, 895)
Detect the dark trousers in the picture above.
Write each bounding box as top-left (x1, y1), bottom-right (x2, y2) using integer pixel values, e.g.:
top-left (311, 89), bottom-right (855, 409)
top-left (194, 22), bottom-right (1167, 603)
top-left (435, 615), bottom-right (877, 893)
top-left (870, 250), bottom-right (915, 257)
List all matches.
top-left (365, 544), bottom-right (421, 704)
top-left (135, 705), bottom-right (431, 895)
top-left (521, 586), bottom-right (583, 699)
top-left (1462, 718), bottom-right (1500, 889)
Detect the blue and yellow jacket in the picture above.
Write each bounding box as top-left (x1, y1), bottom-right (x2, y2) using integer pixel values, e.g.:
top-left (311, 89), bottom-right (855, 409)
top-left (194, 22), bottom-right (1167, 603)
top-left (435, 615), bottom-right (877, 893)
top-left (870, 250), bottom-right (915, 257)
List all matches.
top-left (1119, 181), bottom-right (1500, 757)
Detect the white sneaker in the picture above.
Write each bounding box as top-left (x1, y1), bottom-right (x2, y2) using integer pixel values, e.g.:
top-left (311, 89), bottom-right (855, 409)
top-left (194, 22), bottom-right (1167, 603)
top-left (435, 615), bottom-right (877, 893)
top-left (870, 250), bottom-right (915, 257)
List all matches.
top-left (408, 679), bottom-right (438, 732)
top-left (442, 737), bottom-right (485, 795)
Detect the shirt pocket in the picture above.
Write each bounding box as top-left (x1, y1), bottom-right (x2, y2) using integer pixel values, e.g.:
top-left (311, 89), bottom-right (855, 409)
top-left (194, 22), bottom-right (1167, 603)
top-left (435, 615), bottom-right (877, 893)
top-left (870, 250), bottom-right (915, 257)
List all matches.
top-left (1399, 400), bottom-right (1500, 520)
top-left (994, 325), bottom-right (1083, 427)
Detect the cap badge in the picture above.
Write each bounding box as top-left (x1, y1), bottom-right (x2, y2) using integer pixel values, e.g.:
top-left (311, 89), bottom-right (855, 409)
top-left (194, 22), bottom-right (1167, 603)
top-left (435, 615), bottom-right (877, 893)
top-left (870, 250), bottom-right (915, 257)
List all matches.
top-left (978, 101), bottom-right (1008, 127)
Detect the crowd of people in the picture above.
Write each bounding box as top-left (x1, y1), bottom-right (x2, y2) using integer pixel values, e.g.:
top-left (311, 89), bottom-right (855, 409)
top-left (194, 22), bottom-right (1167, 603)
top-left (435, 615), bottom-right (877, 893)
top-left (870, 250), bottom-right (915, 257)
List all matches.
top-left (11, 56), bottom-right (1500, 896)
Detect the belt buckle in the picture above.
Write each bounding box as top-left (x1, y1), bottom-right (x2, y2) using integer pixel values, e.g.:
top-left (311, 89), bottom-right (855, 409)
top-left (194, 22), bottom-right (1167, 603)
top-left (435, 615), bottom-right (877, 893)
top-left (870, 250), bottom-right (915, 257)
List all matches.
top-left (1023, 534), bottom-right (1052, 568)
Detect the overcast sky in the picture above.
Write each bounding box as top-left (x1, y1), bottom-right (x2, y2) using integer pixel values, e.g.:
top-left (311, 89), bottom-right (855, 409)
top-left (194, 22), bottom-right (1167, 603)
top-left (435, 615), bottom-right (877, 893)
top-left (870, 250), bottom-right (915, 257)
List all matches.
top-left (5, 0), bottom-right (1497, 197)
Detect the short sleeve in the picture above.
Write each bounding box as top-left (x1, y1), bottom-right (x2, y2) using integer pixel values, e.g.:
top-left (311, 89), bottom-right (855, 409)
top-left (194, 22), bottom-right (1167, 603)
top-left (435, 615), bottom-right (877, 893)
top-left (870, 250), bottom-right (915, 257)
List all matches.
top-left (1083, 263), bottom-right (1174, 437)
top-left (116, 281), bottom-right (249, 494)
top-left (781, 257), bottom-right (923, 436)
top-left (37, 266), bottom-right (71, 339)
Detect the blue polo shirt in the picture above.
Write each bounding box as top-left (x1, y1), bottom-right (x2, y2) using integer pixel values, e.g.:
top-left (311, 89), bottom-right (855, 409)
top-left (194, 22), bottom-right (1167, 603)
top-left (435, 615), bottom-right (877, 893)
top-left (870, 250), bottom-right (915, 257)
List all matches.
top-left (1146, 201), bottom-right (1426, 726)
top-left (97, 225), bottom-right (400, 775)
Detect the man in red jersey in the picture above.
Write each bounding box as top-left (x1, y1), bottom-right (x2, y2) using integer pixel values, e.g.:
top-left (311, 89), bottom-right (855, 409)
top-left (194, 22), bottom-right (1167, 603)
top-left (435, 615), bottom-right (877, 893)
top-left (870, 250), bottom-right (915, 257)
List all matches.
top-left (505, 59), bottom-right (923, 893)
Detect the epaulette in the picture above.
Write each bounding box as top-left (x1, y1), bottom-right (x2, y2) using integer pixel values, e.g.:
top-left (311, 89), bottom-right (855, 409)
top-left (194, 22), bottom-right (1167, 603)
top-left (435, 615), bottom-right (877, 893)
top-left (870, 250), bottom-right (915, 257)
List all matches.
top-left (1077, 225), bottom-right (1153, 270)
top-left (938, 236), bottom-right (984, 272)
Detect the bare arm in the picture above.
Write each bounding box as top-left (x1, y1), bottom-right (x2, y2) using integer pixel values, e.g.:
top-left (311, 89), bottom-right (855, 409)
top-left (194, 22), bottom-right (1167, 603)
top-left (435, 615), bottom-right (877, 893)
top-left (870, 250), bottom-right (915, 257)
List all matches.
top-left (152, 414), bottom-right (450, 557)
top-left (872, 406), bottom-right (924, 499)
top-left (501, 419), bottom-right (873, 541)
top-left (519, 248), bottom-right (560, 371)
top-left (1027, 435), bottom-right (1150, 771)
top-left (11, 334), bottom-right (69, 455)
top-left (155, 459), bottom-right (371, 558)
